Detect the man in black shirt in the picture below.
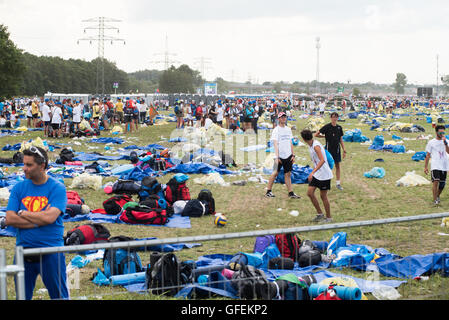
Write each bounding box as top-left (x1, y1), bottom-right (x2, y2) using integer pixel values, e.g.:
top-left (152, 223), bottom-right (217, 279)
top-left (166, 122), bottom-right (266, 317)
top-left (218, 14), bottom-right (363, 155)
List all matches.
top-left (315, 112), bottom-right (347, 190)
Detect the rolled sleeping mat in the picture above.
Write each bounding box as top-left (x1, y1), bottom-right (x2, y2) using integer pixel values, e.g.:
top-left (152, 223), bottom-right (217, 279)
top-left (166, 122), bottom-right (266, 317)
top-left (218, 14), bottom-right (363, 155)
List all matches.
top-left (308, 283), bottom-right (362, 300)
top-left (192, 265), bottom-right (226, 278)
top-left (110, 272), bottom-right (146, 286)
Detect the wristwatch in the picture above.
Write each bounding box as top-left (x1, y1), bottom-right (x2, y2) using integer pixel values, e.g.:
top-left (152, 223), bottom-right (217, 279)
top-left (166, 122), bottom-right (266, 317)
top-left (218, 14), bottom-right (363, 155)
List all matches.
top-left (17, 210), bottom-right (24, 216)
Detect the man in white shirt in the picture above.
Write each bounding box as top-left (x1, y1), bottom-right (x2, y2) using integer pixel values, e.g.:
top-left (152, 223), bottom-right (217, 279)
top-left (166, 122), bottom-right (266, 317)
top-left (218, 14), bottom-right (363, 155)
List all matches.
top-left (424, 125), bottom-right (449, 205)
top-left (265, 112), bottom-right (300, 199)
top-left (50, 103), bottom-right (63, 138)
top-left (72, 102), bottom-right (82, 132)
top-left (41, 102), bottom-right (52, 137)
top-left (301, 129), bottom-right (334, 223)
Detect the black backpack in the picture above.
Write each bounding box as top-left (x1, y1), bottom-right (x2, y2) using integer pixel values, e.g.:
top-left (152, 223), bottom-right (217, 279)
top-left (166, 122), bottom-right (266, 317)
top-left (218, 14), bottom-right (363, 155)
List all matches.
top-left (146, 253), bottom-right (191, 296)
top-left (181, 199), bottom-right (208, 217)
top-left (56, 148), bottom-right (75, 164)
top-left (112, 179), bottom-right (142, 195)
top-left (231, 264), bottom-right (272, 300)
top-left (197, 189), bottom-right (215, 215)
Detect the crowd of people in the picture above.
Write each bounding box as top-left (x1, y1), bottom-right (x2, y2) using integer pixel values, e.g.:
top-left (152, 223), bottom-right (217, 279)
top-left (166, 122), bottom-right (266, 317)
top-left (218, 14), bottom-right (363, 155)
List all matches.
top-left (0, 96), bottom-right (163, 137)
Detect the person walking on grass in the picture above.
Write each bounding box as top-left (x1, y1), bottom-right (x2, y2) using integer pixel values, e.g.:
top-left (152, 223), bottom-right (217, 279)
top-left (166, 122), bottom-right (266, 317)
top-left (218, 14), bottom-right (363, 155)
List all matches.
top-left (265, 112), bottom-right (301, 199)
top-left (301, 129), bottom-right (333, 223)
top-left (315, 112), bottom-right (347, 190)
top-left (424, 125), bottom-right (449, 205)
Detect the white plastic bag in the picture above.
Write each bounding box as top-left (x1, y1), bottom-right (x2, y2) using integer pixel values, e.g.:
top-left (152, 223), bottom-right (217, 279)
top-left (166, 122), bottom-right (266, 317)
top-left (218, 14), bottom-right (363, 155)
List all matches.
top-left (70, 173), bottom-right (102, 190)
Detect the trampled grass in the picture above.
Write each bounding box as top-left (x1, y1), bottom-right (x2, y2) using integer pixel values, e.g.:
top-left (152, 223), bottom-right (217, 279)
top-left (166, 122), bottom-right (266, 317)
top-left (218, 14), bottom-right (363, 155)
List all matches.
top-left (2, 109), bottom-right (449, 300)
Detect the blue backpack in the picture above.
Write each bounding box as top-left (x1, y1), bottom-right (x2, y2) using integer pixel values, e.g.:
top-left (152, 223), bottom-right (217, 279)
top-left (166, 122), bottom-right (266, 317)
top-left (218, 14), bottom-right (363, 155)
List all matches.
top-left (324, 149), bottom-right (335, 170)
top-left (103, 236), bottom-right (143, 278)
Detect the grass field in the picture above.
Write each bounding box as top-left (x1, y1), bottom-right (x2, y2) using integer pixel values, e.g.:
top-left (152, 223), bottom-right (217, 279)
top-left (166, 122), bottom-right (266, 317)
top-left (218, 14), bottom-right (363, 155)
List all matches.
top-left (2, 109), bottom-right (449, 300)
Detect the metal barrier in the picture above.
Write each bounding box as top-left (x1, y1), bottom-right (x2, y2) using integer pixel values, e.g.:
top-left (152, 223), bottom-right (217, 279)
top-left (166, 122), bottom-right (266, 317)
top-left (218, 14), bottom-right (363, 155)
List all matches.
top-left (2, 211), bottom-right (449, 300)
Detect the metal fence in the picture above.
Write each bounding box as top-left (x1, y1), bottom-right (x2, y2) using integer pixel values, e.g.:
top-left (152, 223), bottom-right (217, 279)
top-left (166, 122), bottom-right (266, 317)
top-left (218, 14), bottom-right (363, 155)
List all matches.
top-left (2, 211), bottom-right (449, 300)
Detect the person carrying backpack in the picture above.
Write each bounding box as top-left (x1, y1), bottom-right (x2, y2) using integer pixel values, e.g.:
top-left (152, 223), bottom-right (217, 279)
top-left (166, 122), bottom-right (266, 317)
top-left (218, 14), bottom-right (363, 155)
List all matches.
top-left (301, 129), bottom-right (333, 223)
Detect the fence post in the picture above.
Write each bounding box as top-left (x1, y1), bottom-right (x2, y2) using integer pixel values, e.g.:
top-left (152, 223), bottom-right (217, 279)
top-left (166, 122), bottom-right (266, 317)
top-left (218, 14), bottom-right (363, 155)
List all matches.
top-left (0, 249), bottom-right (7, 300)
top-left (15, 246), bottom-right (25, 300)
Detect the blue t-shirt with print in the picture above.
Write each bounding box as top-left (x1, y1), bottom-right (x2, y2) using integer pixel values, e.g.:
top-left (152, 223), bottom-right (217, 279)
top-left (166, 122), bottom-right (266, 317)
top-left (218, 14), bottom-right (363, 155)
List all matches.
top-left (6, 177), bottom-right (67, 248)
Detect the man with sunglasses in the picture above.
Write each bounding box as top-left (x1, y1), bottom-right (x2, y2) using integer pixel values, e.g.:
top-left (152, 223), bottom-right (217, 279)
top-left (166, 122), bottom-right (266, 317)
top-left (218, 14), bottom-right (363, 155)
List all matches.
top-left (424, 125), bottom-right (449, 205)
top-left (2, 147), bottom-right (69, 300)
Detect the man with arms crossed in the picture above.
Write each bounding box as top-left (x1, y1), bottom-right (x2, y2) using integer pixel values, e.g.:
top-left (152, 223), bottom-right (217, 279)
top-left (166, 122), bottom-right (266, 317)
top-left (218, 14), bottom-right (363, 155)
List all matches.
top-left (2, 147), bottom-right (68, 300)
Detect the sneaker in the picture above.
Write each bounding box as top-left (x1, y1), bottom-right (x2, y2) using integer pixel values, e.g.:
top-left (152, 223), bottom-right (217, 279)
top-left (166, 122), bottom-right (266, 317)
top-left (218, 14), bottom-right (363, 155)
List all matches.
top-left (435, 199), bottom-right (440, 206)
top-left (336, 184), bottom-right (343, 190)
top-left (288, 192), bottom-right (301, 199)
top-left (265, 191), bottom-right (275, 198)
top-left (321, 218), bottom-right (333, 224)
top-left (312, 214), bottom-right (325, 222)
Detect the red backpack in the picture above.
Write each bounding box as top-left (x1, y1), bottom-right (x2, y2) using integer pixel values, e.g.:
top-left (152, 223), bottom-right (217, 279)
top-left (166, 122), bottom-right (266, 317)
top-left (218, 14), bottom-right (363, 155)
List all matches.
top-left (64, 223), bottom-right (110, 245)
top-left (275, 233), bottom-right (301, 261)
top-left (120, 206), bottom-right (168, 225)
top-left (165, 178), bottom-right (190, 205)
top-left (67, 191), bottom-right (83, 205)
top-left (103, 194), bottom-right (133, 215)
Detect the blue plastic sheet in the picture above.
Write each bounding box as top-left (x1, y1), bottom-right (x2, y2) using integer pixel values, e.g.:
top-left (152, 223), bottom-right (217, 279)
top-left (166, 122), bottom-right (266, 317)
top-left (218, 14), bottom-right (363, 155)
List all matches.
top-left (74, 152), bottom-right (129, 162)
top-left (275, 165), bottom-right (313, 184)
top-left (164, 163), bottom-right (234, 175)
top-left (90, 137), bottom-right (124, 144)
top-left (364, 167), bottom-right (385, 179)
top-left (412, 151), bottom-right (427, 161)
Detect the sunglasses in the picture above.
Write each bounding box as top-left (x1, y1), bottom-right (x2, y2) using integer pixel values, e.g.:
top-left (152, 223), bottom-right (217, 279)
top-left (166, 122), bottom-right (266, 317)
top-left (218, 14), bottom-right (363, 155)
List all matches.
top-left (28, 146), bottom-right (46, 162)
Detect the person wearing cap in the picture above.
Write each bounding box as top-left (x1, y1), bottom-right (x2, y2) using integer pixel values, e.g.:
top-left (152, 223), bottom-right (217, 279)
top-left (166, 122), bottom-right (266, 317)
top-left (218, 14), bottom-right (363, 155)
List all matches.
top-left (265, 112), bottom-right (301, 199)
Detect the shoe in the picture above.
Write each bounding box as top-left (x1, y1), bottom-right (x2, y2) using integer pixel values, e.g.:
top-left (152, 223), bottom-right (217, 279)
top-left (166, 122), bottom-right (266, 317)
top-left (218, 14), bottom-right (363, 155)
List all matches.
top-left (265, 191), bottom-right (275, 198)
top-left (434, 199), bottom-right (440, 206)
top-left (289, 193), bottom-right (301, 199)
top-left (336, 184), bottom-right (343, 190)
top-left (312, 214), bottom-right (325, 222)
top-left (320, 218), bottom-right (333, 224)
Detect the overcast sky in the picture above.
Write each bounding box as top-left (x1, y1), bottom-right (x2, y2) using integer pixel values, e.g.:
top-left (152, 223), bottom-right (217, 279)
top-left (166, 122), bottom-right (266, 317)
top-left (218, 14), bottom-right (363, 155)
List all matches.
top-left (1, 0), bottom-right (448, 85)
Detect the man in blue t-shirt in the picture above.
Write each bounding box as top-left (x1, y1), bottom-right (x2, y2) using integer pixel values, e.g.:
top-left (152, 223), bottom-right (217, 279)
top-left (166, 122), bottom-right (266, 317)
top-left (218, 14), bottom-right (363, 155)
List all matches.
top-left (3, 147), bottom-right (69, 300)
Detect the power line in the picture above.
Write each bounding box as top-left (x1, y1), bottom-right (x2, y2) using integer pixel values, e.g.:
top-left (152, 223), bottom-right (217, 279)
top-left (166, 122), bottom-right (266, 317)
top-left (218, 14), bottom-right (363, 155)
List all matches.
top-left (150, 34), bottom-right (179, 71)
top-left (194, 56), bottom-right (212, 80)
top-left (77, 17), bottom-right (125, 95)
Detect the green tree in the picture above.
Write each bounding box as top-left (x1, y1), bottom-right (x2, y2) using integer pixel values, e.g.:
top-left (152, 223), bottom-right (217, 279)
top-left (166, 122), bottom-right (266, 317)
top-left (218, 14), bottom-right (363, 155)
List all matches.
top-left (159, 64), bottom-right (203, 93)
top-left (0, 24), bottom-right (25, 98)
top-left (394, 73), bottom-right (407, 94)
top-left (352, 87), bottom-right (361, 97)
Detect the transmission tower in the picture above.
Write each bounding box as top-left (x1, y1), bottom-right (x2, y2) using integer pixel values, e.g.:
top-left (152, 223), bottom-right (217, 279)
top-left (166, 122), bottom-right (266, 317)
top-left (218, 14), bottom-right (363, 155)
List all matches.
top-left (77, 17), bottom-right (125, 95)
top-left (151, 35), bottom-right (179, 70)
top-left (315, 36), bottom-right (321, 94)
top-left (194, 56), bottom-right (212, 80)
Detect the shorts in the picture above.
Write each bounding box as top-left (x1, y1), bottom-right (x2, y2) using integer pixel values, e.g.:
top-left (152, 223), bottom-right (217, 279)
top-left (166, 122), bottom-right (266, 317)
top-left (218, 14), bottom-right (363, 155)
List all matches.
top-left (328, 148), bottom-right (341, 163)
top-left (309, 177), bottom-right (331, 191)
top-left (273, 155), bottom-right (293, 174)
top-left (431, 170), bottom-right (447, 182)
top-left (93, 116), bottom-right (99, 120)
top-left (44, 121), bottom-right (50, 126)
top-left (216, 120), bottom-right (223, 126)
top-left (244, 117), bottom-right (252, 123)
top-left (51, 123), bottom-right (61, 130)
top-left (195, 115), bottom-right (202, 121)
top-left (32, 114), bottom-right (39, 119)
top-left (124, 115), bottom-right (133, 123)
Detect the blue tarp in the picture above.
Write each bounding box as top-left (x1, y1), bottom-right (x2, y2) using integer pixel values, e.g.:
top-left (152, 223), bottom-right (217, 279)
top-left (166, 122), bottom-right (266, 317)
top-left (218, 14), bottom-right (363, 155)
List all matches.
top-left (164, 163), bottom-right (234, 175)
top-left (275, 165), bottom-right (313, 184)
top-left (73, 152), bottom-right (129, 162)
top-left (412, 151), bottom-right (427, 161)
top-left (90, 137), bottom-right (125, 144)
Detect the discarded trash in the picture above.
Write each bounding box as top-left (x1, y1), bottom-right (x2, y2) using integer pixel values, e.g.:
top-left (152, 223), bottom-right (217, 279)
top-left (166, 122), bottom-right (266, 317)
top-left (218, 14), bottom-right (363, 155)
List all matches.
top-left (364, 167), bottom-right (385, 179)
top-left (372, 285), bottom-right (401, 300)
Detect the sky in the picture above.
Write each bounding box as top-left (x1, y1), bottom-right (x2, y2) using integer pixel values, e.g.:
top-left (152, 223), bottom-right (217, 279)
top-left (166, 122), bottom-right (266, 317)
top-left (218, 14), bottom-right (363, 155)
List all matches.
top-left (1, 0), bottom-right (448, 85)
